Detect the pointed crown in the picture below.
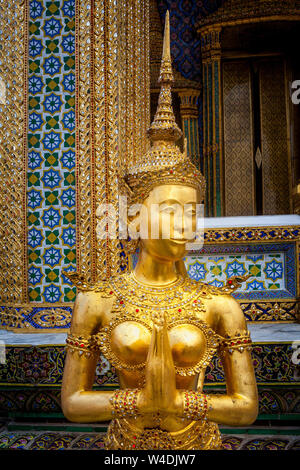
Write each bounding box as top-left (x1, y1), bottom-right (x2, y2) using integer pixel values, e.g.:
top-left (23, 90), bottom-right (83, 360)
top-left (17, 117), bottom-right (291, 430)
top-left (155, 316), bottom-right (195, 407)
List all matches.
top-left (124, 11), bottom-right (205, 203)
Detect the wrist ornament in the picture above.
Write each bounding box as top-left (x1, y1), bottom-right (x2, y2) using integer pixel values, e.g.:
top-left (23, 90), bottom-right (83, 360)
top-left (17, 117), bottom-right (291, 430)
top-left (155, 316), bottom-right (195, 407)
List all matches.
top-left (182, 391), bottom-right (208, 421)
top-left (110, 389), bottom-right (140, 419)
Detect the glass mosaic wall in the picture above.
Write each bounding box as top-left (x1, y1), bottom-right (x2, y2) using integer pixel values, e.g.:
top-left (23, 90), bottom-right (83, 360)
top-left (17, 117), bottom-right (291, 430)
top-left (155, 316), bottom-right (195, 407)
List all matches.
top-left (27, 0), bottom-right (76, 303)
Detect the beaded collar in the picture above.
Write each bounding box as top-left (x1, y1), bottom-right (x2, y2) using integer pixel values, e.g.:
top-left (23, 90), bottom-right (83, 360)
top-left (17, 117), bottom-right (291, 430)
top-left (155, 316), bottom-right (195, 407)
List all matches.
top-left (109, 273), bottom-right (206, 311)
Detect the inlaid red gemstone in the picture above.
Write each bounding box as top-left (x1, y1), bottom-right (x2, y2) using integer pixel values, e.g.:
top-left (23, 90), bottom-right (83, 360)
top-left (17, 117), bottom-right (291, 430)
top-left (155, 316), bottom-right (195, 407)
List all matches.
top-left (136, 309), bottom-right (139, 312)
top-left (109, 291), bottom-right (113, 295)
top-left (120, 300), bottom-right (124, 304)
top-left (178, 308), bottom-right (182, 312)
top-left (228, 280), bottom-right (233, 285)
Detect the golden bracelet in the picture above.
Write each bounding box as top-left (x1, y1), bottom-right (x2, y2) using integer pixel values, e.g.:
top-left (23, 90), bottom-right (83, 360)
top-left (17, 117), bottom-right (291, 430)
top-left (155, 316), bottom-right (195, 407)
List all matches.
top-left (182, 391), bottom-right (208, 421)
top-left (110, 389), bottom-right (140, 419)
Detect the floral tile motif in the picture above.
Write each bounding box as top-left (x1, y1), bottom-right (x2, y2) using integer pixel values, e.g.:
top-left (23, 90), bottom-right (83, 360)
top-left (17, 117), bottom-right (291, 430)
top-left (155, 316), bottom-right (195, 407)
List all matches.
top-left (186, 253), bottom-right (286, 291)
top-left (185, 242), bottom-right (296, 301)
top-left (27, 0), bottom-right (76, 303)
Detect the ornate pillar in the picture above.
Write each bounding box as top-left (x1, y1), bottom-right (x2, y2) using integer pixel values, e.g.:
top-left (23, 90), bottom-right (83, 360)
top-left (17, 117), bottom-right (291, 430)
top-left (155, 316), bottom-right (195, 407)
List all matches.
top-left (0, 0), bottom-right (150, 330)
top-left (76, 0), bottom-right (150, 282)
top-left (0, 0), bottom-right (28, 304)
top-left (200, 27), bottom-right (223, 217)
top-left (178, 89), bottom-right (201, 168)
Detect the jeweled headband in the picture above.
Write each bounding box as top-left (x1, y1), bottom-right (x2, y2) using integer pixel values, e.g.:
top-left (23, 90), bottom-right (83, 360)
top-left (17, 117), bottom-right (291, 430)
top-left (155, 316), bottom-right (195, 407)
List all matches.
top-left (122, 11), bottom-right (206, 204)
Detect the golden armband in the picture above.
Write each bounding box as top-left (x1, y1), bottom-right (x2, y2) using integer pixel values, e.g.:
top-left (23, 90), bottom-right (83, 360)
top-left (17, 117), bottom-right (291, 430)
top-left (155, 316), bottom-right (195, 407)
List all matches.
top-left (182, 391), bottom-right (208, 421)
top-left (65, 333), bottom-right (99, 357)
top-left (110, 389), bottom-right (140, 419)
top-left (219, 330), bottom-right (252, 355)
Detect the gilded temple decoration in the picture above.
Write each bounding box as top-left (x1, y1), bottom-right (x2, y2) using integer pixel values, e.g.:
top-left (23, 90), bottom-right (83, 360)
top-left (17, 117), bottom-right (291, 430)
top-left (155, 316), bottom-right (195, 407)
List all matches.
top-left (223, 61), bottom-right (255, 216)
top-left (76, 0), bottom-right (150, 282)
top-left (0, 0), bottom-right (299, 331)
top-left (196, 0), bottom-right (300, 29)
top-left (200, 28), bottom-right (222, 217)
top-left (196, 0), bottom-right (300, 217)
top-left (0, 0), bottom-right (28, 304)
top-left (178, 89), bottom-right (201, 168)
top-left (0, 0), bottom-right (150, 328)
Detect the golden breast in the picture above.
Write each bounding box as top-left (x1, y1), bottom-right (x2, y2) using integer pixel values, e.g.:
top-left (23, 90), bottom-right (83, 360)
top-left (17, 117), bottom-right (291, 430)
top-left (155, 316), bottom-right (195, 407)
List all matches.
top-left (110, 321), bottom-right (207, 369)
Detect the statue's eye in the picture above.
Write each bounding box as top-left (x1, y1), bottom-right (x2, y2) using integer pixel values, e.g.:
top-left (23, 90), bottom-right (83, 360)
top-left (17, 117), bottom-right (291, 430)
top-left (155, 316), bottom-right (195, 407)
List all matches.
top-left (160, 202), bottom-right (182, 214)
top-left (161, 205), bottom-right (175, 214)
top-left (185, 210), bottom-right (196, 217)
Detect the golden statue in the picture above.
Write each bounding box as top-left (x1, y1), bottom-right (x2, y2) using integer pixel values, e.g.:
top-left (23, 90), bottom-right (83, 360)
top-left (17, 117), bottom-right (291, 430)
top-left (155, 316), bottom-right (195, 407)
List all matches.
top-left (61, 12), bottom-right (258, 450)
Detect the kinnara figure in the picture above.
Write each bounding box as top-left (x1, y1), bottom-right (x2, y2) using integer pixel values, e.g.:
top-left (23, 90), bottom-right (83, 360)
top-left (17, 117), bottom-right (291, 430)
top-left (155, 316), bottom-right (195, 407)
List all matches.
top-left (61, 12), bottom-right (258, 450)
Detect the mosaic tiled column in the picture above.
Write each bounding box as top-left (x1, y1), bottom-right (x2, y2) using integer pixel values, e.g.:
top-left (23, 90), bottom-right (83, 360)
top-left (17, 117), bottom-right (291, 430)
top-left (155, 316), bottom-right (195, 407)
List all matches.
top-left (178, 89), bottom-right (201, 169)
top-left (0, 0), bottom-right (150, 331)
top-left (200, 27), bottom-right (223, 217)
top-left (0, 0), bottom-right (28, 304)
top-left (27, 0), bottom-right (77, 304)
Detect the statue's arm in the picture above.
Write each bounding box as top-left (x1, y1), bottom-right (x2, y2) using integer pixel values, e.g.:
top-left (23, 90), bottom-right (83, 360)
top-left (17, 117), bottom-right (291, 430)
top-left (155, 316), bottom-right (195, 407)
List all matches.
top-left (204, 295), bottom-right (258, 426)
top-left (61, 291), bottom-right (115, 423)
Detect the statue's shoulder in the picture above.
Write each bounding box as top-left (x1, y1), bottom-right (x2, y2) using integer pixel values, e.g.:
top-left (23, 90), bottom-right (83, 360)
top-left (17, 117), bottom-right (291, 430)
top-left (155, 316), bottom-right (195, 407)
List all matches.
top-left (62, 271), bottom-right (117, 298)
top-left (195, 275), bottom-right (251, 299)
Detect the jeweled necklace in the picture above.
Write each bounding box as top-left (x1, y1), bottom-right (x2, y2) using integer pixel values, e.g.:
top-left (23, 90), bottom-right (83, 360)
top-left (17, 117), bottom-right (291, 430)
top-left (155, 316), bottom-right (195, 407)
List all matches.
top-left (109, 272), bottom-right (205, 311)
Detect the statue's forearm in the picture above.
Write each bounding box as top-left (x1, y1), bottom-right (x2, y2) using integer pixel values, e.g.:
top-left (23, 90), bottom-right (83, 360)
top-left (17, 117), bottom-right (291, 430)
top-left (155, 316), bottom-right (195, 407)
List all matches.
top-left (205, 392), bottom-right (258, 426)
top-left (61, 351), bottom-right (115, 423)
top-left (61, 389), bottom-right (114, 423)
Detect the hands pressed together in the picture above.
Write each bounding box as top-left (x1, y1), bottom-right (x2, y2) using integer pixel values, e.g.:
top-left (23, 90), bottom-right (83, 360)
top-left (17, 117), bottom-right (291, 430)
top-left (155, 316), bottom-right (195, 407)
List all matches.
top-left (137, 313), bottom-right (184, 419)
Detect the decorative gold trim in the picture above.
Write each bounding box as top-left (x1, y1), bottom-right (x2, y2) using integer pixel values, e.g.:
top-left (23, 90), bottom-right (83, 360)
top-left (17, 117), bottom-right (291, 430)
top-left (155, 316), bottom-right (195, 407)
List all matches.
top-left (204, 225), bottom-right (300, 243)
top-left (75, 0), bottom-right (150, 280)
top-left (0, 0), bottom-right (28, 303)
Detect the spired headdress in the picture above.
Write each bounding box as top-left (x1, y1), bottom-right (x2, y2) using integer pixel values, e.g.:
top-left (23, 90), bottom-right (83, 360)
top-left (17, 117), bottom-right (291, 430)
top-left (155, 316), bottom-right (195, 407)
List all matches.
top-left (124, 11), bottom-right (206, 204)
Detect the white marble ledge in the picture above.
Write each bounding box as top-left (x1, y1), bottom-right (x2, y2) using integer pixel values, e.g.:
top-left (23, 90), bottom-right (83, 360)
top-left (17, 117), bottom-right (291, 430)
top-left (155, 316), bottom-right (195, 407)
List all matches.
top-left (0, 323), bottom-right (299, 346)
top-left (203, 214), bottom-right (300, 229)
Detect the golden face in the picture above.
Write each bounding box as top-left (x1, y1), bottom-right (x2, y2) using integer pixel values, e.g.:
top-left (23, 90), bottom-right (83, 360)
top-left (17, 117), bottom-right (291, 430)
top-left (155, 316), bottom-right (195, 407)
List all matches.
top-left (135, 184), bottom-right (199, 262)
